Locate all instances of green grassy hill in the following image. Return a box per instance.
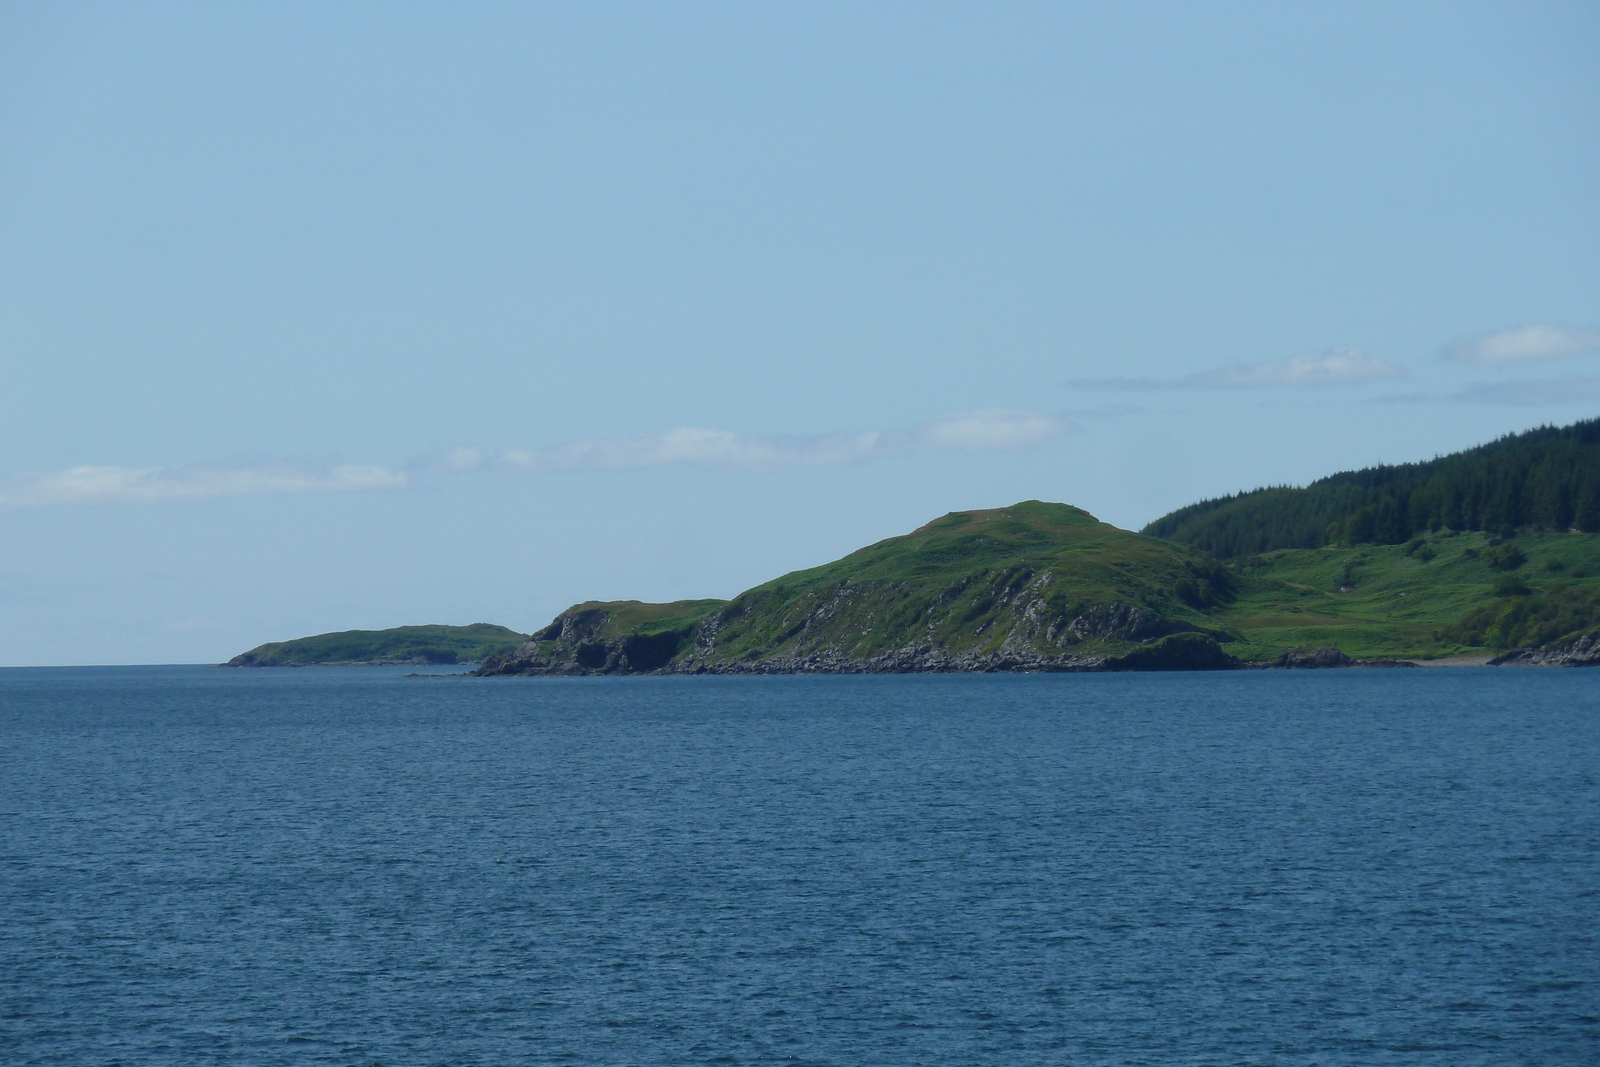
[479,502,1242,675]
[697,502,1232,665]
[224,623,526,667]
[1145,417,1600,557]
[1209,530,1600,661]
[480,506,1600,675]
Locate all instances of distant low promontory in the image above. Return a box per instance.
[222,624,525,667]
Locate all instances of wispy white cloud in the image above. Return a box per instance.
[1444,324,1600,367]
[1188,348,1401,386]
[1068,347,1401,390]
[1450,374,1600,406]
[916,409,1064,450]
[494,427,886,471]
[439,409,1070,473]
[5,410,1068,508]
[1368,373,1600,406]
[0,461,408,508]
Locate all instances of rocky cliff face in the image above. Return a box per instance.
[476,592,1240,677]
[1490,631,1600,667]
[479,616,698,675]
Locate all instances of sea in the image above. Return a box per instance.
[0,666,1595,1066]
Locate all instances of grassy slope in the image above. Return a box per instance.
[694,501,1231,664]
[1207,530,1600,660]
[226,623,527,666]
[492,599,727,672]
[556,600,727,639]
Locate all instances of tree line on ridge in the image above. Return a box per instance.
[1142,417,1600,558]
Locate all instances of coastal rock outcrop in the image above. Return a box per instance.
[479,606,1240,676]
[1240,645,1418,669]
[1270,645,1353,669]
[1489,631,1600,667]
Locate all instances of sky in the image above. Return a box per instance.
[1,1,1597,665]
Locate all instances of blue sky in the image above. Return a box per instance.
[1,1,1597,664]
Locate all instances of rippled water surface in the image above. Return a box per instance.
[1,666,1597,1065]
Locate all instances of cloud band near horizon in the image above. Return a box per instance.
[1068,347,1401,390]
[442,409,1068,474]
[1444,325,1600,367]
[0,462,409,508]
[0,409,1069,507]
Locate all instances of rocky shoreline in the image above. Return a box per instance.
[1489,632,1600,667]
[473,636,1458,677]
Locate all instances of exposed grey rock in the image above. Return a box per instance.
[1065,602,1218,643]
[1272,646,1353,669]
[478,611,1241,676]
[1490,632,1600,667]
[1240,646,1420,669]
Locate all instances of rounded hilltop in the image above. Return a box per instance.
[479,500,1238,676]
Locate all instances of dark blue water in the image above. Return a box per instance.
[1,667,1596,1065]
